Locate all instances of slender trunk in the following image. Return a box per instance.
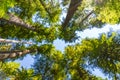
[0,50,36,60]
[0,38,33,44]
[0,18,36,31]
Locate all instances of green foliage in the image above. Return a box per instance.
[0,62,20,79]
[79,32,120,78]
[0,0,15,17]
[12,67,38,80]
[0,43,11,51]
[0,0,120,80]
[0,62,40,80]
[95,0,120,24]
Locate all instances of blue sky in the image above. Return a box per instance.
[16,24,120,79]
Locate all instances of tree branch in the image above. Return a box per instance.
[79,10,94,24]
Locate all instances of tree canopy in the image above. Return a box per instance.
[0,0,120,80]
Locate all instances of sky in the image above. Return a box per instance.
[16,24,120,79]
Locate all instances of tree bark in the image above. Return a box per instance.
[0,18,36,31]
[62,0,82,28]
[0,50,36,60]
[0,38,33,44]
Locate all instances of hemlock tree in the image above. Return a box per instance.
[0,0,120,80]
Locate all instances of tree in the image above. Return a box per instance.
[0,0,120,79]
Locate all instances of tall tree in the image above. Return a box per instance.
[0,0,120,79]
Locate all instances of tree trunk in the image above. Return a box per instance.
[62,0,82,28]
[0,38,33,44]
[0,50,36,60]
